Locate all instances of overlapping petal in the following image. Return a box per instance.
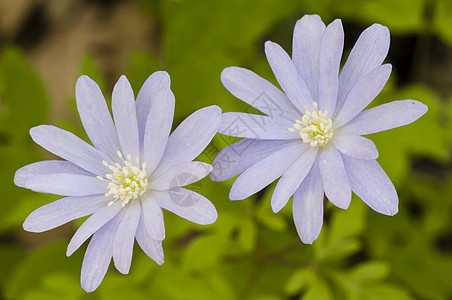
[157,105,222,173]
[157,189,218,225]
[23,195,107,232]
[221,67,299,121]
[30,125,111,175]
[342,100,428,135]
[211,139,293,181]
[265,41,314,111]
[343,156,398,215]
[15,160,92,188]
[112,76,140,160]
[113,199,140,274]
[337,24,390,107]
[218,112,298,140]
[292,14,325,100]
[76,76,121,161]
[230,143,303,200]
[293,166,324,244]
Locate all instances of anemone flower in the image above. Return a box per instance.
[15,72,221,292]
[211,15,427,244]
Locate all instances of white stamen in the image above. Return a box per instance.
[288,102,334,147]
[98,151,148,207]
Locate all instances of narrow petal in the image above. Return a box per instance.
[112,75,140,160]
[221,67,299,121]
[293,165,324,244]
[343,156,398,215]
[81,215,120,292]
[25,174,108,196]
[271,147,317,213]
[156,189,217,225]
[218,112,298,140]
[211,139,293,182]
[14,160,92,188]
[76,75,120,161]
[156,106,222,174]
[341,100,428,135]
[23,195,107,233]
[230,142,303,200]
[142,87,175,174]
[337,24,390,107]
[334,64,392,128]
[292,14,325,100]
[135,71,171,148]
[30,125,111,176]
[265,41,314,111]
[317,19,344,113]
[113,199,140,274]
[151,162,212,190]
[135,218,164,265]
[319,146,351,209]
[140,195,165,241]
[333,134,378,160]
[67,201,122,256]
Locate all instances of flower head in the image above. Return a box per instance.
[211,15,427,244]
[15,72,222,292]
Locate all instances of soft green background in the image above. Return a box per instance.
[1,0,452,299]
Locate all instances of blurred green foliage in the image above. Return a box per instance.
[1,0,452,299]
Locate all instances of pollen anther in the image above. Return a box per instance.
[289,102,333,147]
[98,151,148,207]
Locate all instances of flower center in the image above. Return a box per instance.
[289,102,333,147]
[97,151,148,207]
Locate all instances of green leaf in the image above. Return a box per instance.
[284,269,311,295]
[350,261,391,282]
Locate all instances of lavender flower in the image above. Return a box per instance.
[15,72,221,292]
[211,15,427,244]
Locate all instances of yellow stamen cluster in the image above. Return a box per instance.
[97,151,148,207]
[289,102,333,147]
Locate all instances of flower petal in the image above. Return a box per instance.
[341,100,428,135]
[67,201,122,256]
[151,162,212,190]
[113,199,140,274]
[334,64,392,128]
[293,165,324,244]
[30,125,111,175]
[343,156,398,215]
[271,147,317,213]
[292,14,325,101]
[211,139,293,182]
[80,215,119,292]
[319,146,351,209]
[337,24,390,108]
[218,112,298,140]
[112,75,140,160]
[317,19,344,113]
[142,86,175,174]
[25,174,108,196]
[230,142,303,200]
[156,189,217,225]
[265,41,314,111]
[156,106,222,173]
[333,134,378,160]
[14,160,92,188]
[140,195,165,241]
[23,195,107,233]
[135,218,164,265]
[135,71,171,149]
[221,67,299,121]
[75,75,120,161]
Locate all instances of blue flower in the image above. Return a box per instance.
[15,72,221,292]
[211,15,427,244]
